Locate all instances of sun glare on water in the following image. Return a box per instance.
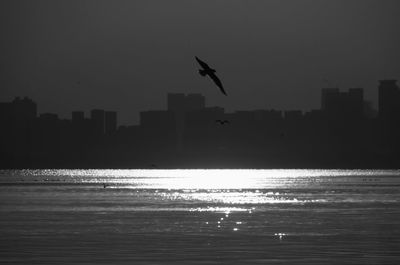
[25,168,397,191]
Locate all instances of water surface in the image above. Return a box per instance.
[1,169,400,264]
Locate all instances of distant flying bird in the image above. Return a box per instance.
[195,56,227,96]
[215,119,230,125]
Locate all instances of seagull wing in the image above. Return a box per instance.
[209,72,227,96]
[195,56,211,70]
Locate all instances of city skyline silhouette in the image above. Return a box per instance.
[1,79,399,169]
[1,0,400,125]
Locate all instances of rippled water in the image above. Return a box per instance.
[1,169,400,264]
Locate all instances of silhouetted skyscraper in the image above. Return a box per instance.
[91,109,105,135]
[186,107,225,127]
[167,93,207,151]
[321,88,364,119]
[167,93,186,112]
[105,111,117,135]
[185,94,205,111]
[321,88,339,110]
[0,102,12,124]
[348,88,364,117]
[378,80,400,120]
[11,97,37,127]
[72,111,84,123]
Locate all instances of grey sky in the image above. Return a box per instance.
[1,0,399,124]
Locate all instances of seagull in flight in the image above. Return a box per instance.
[215,119,230,125]
[195,56,227,96]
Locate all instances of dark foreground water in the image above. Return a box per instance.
[1,169,400,264]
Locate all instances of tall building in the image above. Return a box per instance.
[167,93,207,151]
[321,88,364,119]
[0,102,12,124]
[90,109,105,135]
[378,80,400,119]
[105,111,117,135]
[11,97,37,126]
[321,88,339,110]
[186,107,225,127]
[348,88,364,117]
[167,93,186,112]
[185,94,205,111]
[72,111,84,123]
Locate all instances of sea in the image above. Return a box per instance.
[0,169,400,264]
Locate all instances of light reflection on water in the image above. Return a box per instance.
[1,169,400,264]
[160,191,315,205]
[2,169,399,208]
[1,169,400,211]
[5,168,400,187]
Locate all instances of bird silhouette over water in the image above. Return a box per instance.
[195,56,227,96]
[215,119,230,125]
